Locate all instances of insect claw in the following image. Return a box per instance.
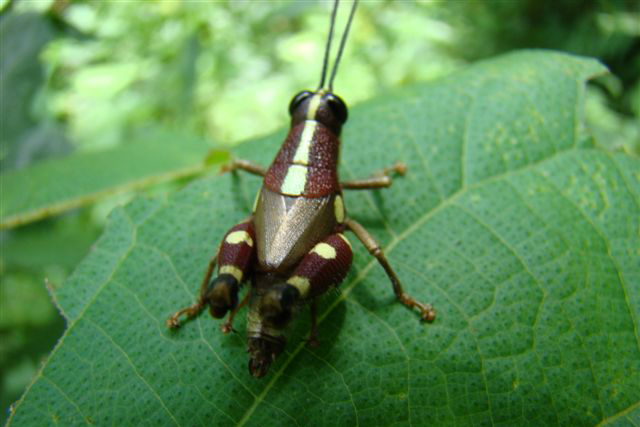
[419,305,436,323]
[220,322,236,334]
[166,303,206,330]
[393,162,407,176]
[166,315,181,329]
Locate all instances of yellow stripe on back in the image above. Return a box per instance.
[280,94,323,196]
[292,94,322,165]
[292,120,317,165]
[305,94,323,120]
[280,164,308,195]
[334,195,345,223]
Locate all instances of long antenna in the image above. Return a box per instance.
[328,0,358,91]
[318,0,340,89]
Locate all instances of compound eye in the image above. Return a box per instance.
[288,91,313,116]
[327,94,348,124]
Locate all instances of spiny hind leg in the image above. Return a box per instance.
[166,220,256,329]
[341,162,406,190]
[345,218,435,322]
[260,233,354,334]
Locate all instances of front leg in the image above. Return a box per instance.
[341,162,406,190]
[221,159,267,177]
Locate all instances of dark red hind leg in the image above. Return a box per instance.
[286,233,353,299]
[167,220,256,329]
[260,233,353,338]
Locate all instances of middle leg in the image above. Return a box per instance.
[341,162,406,190]
[221,159,267,177]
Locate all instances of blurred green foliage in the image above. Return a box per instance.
[438,0,639,154]
[1,0,637,422]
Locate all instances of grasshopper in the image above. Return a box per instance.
[167,0,435,378]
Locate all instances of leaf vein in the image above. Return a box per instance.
[534,169,635,421]
[41,375,89,425]
[535,168,639,352]
[86,318,181,427]
[138,243,259,398]
[304,347,359,427]
[5,207,140,424]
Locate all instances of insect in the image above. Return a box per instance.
[167,0,435,378]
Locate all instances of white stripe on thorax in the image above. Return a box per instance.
[292,94,322,165]
[292,120,317,165]
[281,94,323,195]
[280,164,308,195]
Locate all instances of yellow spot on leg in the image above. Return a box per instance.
[220,265,243,282]
[311,242,337,260]
[225,230,253,247]
[287,276,310,298]
[334,195,345,223]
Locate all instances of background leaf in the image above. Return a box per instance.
[0,130,227,228]
[7,51,639,426]
[0,10,73,170]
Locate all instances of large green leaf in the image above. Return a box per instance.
[7,51,639,426]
